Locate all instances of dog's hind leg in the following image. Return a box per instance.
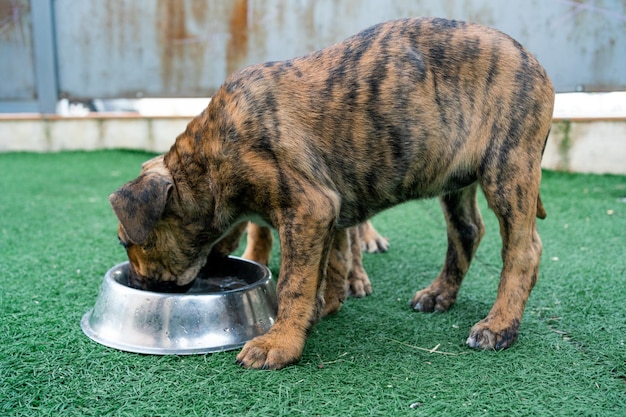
[347,226,372,298]
[242,222,273,266]
[320,229,351,317]
[411,183,485,312]
[467,166,543,350]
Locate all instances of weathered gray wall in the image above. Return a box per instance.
[1,0,625,112]
[0,0,35,101]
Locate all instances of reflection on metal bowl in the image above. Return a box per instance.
[81,257,277,355]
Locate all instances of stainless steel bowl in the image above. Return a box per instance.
[81,257,277,355]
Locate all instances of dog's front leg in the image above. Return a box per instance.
[236,214,336,370]
[209,222,248,258]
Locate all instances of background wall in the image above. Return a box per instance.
[1,0,625,113]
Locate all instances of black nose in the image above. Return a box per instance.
[127,265,194,293]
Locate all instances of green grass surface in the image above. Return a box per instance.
[1,150,625,416]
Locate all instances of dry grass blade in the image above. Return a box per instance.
[382,337,471,356]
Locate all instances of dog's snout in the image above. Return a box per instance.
[126,264,192,293]
[126,264,150,290]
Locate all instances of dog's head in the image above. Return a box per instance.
[109,155,223,292]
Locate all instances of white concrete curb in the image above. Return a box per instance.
[0,114,624,175]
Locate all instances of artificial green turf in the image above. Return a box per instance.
[1,150,624,416]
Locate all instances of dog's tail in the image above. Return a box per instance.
[536,128,550,220]
[536,194,547,219]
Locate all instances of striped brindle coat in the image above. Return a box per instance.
[110,17,554,369]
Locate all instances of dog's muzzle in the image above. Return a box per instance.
[127,264,194,293]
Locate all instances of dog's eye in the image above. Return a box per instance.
[118,236,129,249]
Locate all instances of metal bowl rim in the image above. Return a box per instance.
[105,256,272,297]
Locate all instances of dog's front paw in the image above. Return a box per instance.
[466,317,520,350]
[410,284,458,312]
[236,330,304,370]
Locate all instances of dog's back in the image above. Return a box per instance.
[201,17,554,227]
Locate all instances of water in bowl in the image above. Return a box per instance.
[113,261,254,294]
[189,275,249,293]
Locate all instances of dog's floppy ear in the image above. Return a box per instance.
[109,173,173,244]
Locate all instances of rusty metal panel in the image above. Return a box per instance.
[240,0,626,93]
[54,0,243,99]
[53,0,626,99]
[0,0,36,100]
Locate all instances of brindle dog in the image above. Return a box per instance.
[110,17,554,369]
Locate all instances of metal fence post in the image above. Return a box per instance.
[31,0,59,114]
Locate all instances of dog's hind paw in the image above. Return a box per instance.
[348,268,372,298]
[410,284,458,312]
[466,318,520,350]
[358,222,389,253]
